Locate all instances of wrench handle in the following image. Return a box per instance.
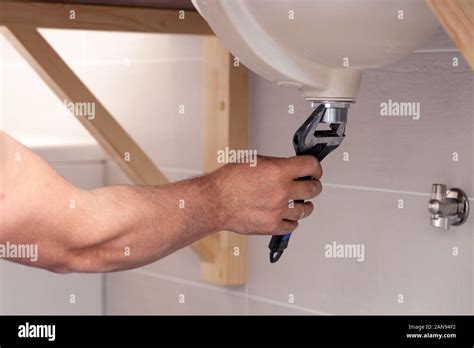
[268,176,311,263]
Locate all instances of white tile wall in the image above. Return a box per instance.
[246,30,472,314]
[1,23,471,315]
[247,187,472,314]
[0,34,94,142]
[106,26,473,315]
[1,29,203,170]
[42,29,204,171]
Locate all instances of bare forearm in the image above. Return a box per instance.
[12,176,220,273]
[1,132,220,273]
[70,176,219,273]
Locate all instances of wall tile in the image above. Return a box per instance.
[106,270,246,315]
[55,163,105,189]
[1,262,103,315]
[106,270,323,315]
[1,48,93,141]
[74,61,203,171]
[245,299,317,315]
[40,29,203,64]
[2,32,204,173]
[246,186,472,314]
[416,26,455,52]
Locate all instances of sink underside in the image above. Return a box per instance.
[194,0,439,100]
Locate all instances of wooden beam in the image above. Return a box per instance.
[17,0,197,11]
[0,2,213,35]
[198,36,248,286]
[427,0,474,69]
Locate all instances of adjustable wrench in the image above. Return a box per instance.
[268,103,347,263]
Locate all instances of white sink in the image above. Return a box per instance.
[193,0,439,101]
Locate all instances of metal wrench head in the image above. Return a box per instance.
[293,103,347,162]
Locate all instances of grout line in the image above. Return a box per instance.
[50,159,106,166]
[413,48,459,54]
[109,161,474,201]
[132,269,328,315]
[107,161,202,177]
[0,57,203,71]
[244,255,250,315]
[108,161,474,202]
[324,183,430,197]
[160,166,203,176]
[101,274,107,316]
[324,182,474,201]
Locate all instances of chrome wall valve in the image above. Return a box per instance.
[428,184,470,230]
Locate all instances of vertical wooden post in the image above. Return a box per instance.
[195,37,248,285]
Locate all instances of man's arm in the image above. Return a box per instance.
[0,131,322,273]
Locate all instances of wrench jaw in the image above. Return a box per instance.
[292,104,326,156]
[293,104,347,161]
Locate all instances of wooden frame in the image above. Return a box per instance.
[0,1,213,34]
[0,1,247,285]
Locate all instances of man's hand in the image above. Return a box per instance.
[210,155,322,236]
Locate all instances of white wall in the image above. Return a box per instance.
[103,27,473,315]
[1,25,471,315]
[1,29,203,171]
